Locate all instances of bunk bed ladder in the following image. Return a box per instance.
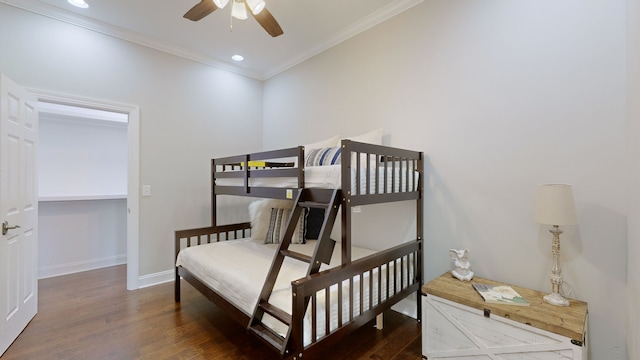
[248,188,341,356]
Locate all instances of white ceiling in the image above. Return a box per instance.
[3,0,423,80]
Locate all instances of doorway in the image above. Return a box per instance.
[38,103,128,279]
[30,89,140,290]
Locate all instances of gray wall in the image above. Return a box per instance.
[0,4,264,277]
[38,199,127,278]
[263,1,631,359]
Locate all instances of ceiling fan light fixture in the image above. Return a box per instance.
[231,0,248,19]
[246,0,265,15]
[183,0,282,37]
[67,0,89,8]
[213,0,229,8]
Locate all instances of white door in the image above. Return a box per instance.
[0,74,38,356]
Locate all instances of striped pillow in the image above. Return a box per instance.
[264,208,306,244]
[305,146,342,166]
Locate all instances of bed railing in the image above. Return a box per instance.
[340,140,423,206]
[174,223,252,301]
[288,240,422,359]
[210,141,423,205]
[175,223,251,248]
[213,146,304,200]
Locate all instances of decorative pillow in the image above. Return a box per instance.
[249,199,305,244]
[264,208,306,244]
[305,146,342,166]
[284,135,340,167]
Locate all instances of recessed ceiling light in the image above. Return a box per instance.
[231,55,245,62]
[68,0,89,8]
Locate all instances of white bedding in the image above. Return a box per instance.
[176,238,414,345]
[216,165,419,194]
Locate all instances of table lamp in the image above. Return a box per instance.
[535,184,578,306]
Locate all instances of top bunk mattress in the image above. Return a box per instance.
[216,164,419,194]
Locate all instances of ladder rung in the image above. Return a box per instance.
[281,249,311,263]
[259,302,292,325]
[298,201,329,209]
[249,323,285,349]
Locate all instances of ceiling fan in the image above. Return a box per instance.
[184,0,284,37]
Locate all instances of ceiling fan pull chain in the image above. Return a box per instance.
[229,0,235,32]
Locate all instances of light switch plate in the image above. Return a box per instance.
[142,185,151,197]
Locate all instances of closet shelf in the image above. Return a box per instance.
[39,194,127,202]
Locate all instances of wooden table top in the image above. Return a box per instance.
[422,272,588,344]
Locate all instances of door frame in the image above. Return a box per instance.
[28,88,140,290]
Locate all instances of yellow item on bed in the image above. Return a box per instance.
[239,161,294,168]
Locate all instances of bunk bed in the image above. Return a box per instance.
[175,139,424,359]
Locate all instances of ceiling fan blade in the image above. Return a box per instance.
[184,0,218,21]
[248,6,284,37]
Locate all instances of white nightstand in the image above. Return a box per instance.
[421,273,588,359]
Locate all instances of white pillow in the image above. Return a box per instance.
[341,128,384,166]
[341,128,383,145]
[249,199,305,244]
[304,134,340,150]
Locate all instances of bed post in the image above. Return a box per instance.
[211,158,217,227]
[340,139,352,265]
[175,269,181,302]
[175,232,181,302]
[416,152,424,322]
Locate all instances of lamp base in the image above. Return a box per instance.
[543,292,569,306]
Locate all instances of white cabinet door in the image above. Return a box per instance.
[422,295,586,359]
[0,74,38,356]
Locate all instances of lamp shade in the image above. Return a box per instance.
[535,184,578,225]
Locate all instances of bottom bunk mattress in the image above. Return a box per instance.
[176,238,414,345]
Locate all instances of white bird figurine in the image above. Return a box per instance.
[449,249,474,281]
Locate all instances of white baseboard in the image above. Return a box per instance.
[38,254,127,279]
[137,269,174,289]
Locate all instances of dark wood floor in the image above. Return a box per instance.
[2,265,422,360]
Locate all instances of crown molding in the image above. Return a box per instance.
[0,0,262,80]
[2,0,423,81]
